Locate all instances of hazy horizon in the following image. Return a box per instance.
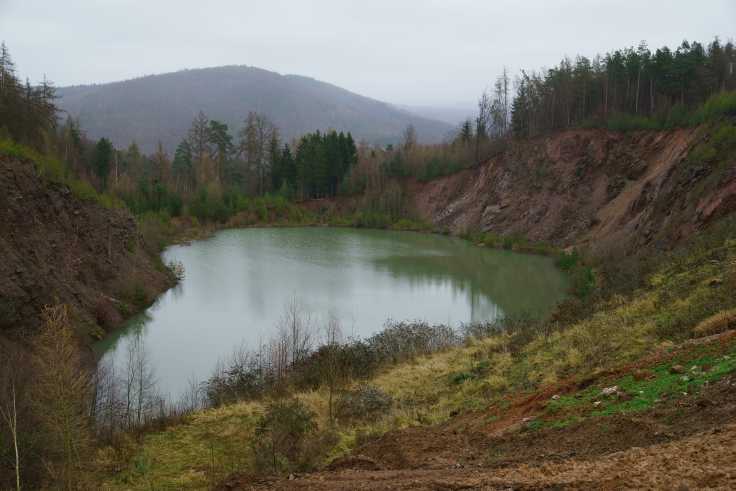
[1,0,734,107]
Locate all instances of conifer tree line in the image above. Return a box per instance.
[0,42,57,149]
[93,113,358,218]
[509,38,736,137]
[171,111,358,200]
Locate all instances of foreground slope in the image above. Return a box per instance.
[0,153,173,339]
[57,66,453,153]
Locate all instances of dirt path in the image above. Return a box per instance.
[221,421,736,490]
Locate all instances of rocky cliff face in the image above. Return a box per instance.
[0,156,173,340]
[410,127,735,256]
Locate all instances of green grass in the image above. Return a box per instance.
[600,91,736,132]
[0,138,124,209]
[544,347,736,423]
[0,137,66,181]
[459,229,559,256]
[100,402,262,490]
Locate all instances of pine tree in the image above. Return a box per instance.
[172,139,194,192]
[207,120,233,183]
[93,138,114,189]
[281,144,296,194]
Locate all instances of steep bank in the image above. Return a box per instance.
[0,155,174,340]
[410,127,736,256]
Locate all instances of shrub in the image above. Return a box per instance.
[570,264,595,298]
[167,260,185,282]
[663,103,691,128]
[335,385,393,422]
[391,218,432,231]
[555,251,579,271]
[693,91,736,122]
[137,211,173,254]
[607,113,661,132]
[460,320,505,339]
[353,211,391,229]
[251,399,320,474]
[712,124,736,156]
[68,179,99,202]
[450,371,474,385]
[366,321,460,364]
[130,284,148,308]
[0,138,65,182]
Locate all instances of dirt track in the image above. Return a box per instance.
[222,422,736,489]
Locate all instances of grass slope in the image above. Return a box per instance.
[97,217,736,489]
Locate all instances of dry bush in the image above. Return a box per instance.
[335,385,393,423]
[693,308,736,337]
[251,398,319,474]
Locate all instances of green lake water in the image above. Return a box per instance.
[97,228,568,398]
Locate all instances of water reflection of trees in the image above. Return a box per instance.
[371,248,568,321]
[93,311,152,357]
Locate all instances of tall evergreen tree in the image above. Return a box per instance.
[172,139,194,192]
[93,138,114,189]
[208,120,233,183]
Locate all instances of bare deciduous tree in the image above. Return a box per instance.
[32,304,93,488]
[475,90,492,161]
[0,345,22,491]
[238,112,279,195]
[322,313,345,424]
[123,332,157,429]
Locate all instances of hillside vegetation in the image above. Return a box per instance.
[0,147,174,338]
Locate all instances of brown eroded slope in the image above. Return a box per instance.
[0,155,174,340]
[410,128,735,255]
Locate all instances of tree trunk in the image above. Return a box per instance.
[10,384,20,491]
[635,68,641,114]
[650,79,655,115]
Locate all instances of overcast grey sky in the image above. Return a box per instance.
[0,0,733,106]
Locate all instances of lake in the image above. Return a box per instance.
[96,227,569,399]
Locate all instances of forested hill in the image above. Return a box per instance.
[56,65,453,153]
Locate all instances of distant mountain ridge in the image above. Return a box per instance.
[56,65,454,153]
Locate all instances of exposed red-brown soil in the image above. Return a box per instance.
[218,332,736,490]
[223,422,736,490]
[409,128,736,255]
[0,156,174,340]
